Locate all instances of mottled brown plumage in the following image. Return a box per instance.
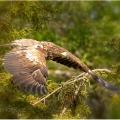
[3,39,120,95]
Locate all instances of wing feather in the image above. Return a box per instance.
[12,74,33,84]
[4,45,48,95]
[45,42,88,72]
[32,83,39,94]
[4,52,27,74]
[19,81,31,90]
[37,85,42,95]
[53,56,79,69]
[26,82,34,93]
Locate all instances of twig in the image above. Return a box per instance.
[93,69,111,73]
[33,86,62,106]
[60,78,85,116]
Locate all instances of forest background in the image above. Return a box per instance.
[0,1,120,119]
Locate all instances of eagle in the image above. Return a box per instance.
[3,39,120,95]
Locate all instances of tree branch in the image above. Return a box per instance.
[60,78,86,116]
[93,68,111,73]
[32,68,110,106]
[33,86,62,106]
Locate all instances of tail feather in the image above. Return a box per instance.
[0,41,22,47]
[0,43,19,47]
[0,43,12,46]
[88,70,120,92]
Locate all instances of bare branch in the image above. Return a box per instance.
[93,69,111,73]
[33,86,62,106]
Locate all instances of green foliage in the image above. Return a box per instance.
[104,34,120,54]
[111,94,120,111]
[52,81,91,119]
[110,62,120,84]
[10,28,32,40]
[110,94,120,118]
[0,1,56,43]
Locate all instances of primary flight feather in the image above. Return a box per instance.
[3,39,120,95]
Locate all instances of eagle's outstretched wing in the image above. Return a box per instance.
[3,39,120,95]
[4,44,48,95]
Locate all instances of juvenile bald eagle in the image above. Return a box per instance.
[3,39,120,95]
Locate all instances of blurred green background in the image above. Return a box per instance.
[0,1,120,119]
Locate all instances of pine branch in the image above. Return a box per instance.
[60,79,85,116]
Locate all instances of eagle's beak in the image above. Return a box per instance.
[61,52,70,59]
